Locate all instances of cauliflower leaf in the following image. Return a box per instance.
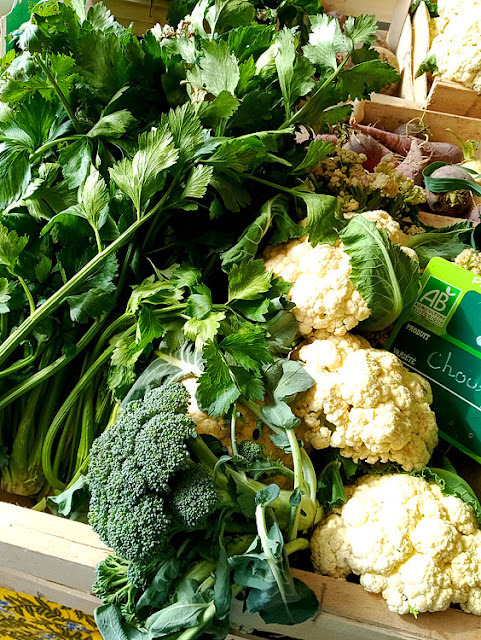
[340,216,419,330]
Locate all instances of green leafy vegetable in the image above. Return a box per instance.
[340,217,420,330]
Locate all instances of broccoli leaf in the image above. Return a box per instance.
[340,216,419,331]
[95,604,131,640]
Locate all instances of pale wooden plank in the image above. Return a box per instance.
[1,502,481,638]
[427,77,481,119]
[321,0,399,23]
[386,0,412,52]
[395,13,415,101]
[363,94,481,144]
[0,566,100,614]
[412,1,430,103]
[0,503,108,592]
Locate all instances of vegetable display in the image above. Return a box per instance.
[0,0,480,637]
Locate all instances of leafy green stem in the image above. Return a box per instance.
[41,339,120,489]
[230,406,239,458]
[256,503,289,606]
[279,53,352,129]
[0,190,172,368]
[0,320,104,411]
[30,135,83,162]
[34,54,82,134]
[287,428,303,542]
[17,275,35,314]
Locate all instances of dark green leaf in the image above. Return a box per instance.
[300,192,341,246]
[423,161,481,196]
[294,140,334,173]
[145,600,210,636]
[337,60,400,101]
[405,222,472,268]
[94,605,130,640]
[317,460,348,510]
[415,53,439,78]
[214,549,231,620]
[136,558,180,614]
[59,138,93,189]
[87,110,135,139]
[228,259,272,301]
[221,329,273,370]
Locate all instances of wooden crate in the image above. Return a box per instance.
[1,501,481,640]
[412,1,481,118]
[360,93,481,144]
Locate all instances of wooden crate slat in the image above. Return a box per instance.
[427,77,481,120]
[362,94,481,143]
[412,0,429,104]
[321,0,400,23]
[2,501,481,639]
[395,11,415,101]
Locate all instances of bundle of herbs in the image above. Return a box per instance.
[0,0,400,497]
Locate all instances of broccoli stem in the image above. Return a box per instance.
[256,503,290,608]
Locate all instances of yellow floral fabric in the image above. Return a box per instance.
[0,587,102,640]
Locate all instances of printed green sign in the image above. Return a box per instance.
[386,257,481,463]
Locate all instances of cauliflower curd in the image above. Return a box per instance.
[455,248,481,275]
[311,474,481,615]
[263,210,416,336]
[428,0,481,93]
[293,334,438,471]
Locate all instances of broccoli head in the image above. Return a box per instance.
[87,383,220,565]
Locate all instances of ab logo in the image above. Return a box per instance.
[414,276,462,327]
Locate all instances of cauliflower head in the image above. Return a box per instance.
[455,248,481,276]
[311,473,481,616]
[293,333,438,471]
[428,0,481,93]
[263,211,416,336]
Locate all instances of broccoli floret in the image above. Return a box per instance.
[238,440,266,464]
[87,383,219,566]
[171,465,219,529]
[93,555,139,623]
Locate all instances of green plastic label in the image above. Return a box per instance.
[387,257,481,462]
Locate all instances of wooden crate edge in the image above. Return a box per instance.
[1,502,481,639]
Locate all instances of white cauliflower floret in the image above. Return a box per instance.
[455,248,481,276]
[264,210,417,336]
[428,0,481,93]
[311,473,481,616]
[293,333,438,471]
